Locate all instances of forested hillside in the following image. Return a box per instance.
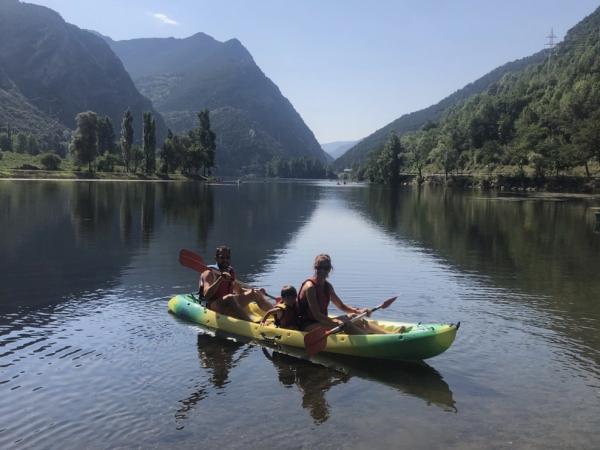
[334,51,548,171]
[363,6,600,182]
[0,0,165,152]
[108,33,328,174]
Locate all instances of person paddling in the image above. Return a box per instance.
[297,254,387,334]
[200,246,272,321]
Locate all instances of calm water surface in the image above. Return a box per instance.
[1,180,599,449]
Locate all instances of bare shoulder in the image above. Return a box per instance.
[201,269,216,281]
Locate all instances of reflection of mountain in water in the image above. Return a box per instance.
[343,185,600,363]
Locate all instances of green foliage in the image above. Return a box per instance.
[97,116,116,154]
[364,134,405,184]
[360,10,600,181]
[69,111,98,172]
[264,156,334,179]
[96,152,120,173]
[143,112,157,174]
[120,110,134,172]
[0,132,12,152]
[130,145,144,173]
[26,134,40,155]
[198,110,216,175]
[40,152,62,170]
[14,133,28,154]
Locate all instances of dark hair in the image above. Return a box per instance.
[216,246,231,258]
[281,285,297,298]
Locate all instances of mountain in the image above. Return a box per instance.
[321,140,359,160]
[363,5,600,182]
[0,64,68,145]
[106,33,329,174]
[0,0,166,146]
[333,50,548,170]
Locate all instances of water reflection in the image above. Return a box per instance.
[262,348,350,424]
[175,330,455,426]
[264,344,457,414]
[175,333,250,425]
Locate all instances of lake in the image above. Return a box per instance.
[1,180,599,449]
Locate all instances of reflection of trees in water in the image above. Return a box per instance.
[141,183,156,246]
[159,183,215,247]
[262,349,349,424]
[344,185,600,363]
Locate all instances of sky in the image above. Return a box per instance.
[30,0,600,143]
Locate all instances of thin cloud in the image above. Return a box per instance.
[152,13,178,26]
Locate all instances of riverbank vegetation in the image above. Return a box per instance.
[0,108,217,179]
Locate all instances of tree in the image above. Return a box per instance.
[377,134,403,184]
[131,145,144,173]
[69,111,98,172]
[197,110,216,175]
[120,110,134,172]
[159,129,176,174]
[97,116,116,154]
[26,134,40,155]
[143,112,157,175]
[0,132,12,152]
[14,133,28,154]
[572,111,600,177]
[431,134,458,179]
[40,153,62,170]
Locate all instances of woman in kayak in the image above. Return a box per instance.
[200,246,272,321]
[297,254,387,334]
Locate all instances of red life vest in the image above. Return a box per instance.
[203,265,236,301]
[297,277,331,323]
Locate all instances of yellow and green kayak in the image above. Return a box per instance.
[168,294,459,361]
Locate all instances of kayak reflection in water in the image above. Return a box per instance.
[199,245,273,321]
[297,254,389,334]
[262,348,350,424]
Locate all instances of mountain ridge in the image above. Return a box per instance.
[107,33,329,174]
[0,1,166,146]
[334,49,548,170]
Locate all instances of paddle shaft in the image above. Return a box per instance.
[324,302,387,337]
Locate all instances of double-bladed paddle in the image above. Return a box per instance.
[178,249,277,300]
[303,296,398,356]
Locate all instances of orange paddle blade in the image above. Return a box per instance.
[179,249,208,273]
[304,327,330,356]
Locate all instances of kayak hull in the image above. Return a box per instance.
[168,294,458,361]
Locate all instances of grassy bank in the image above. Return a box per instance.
[0,151,206,181]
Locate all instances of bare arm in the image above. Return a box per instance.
[329,285,361,315]
[260,307,280,325]
[201,270,228,301]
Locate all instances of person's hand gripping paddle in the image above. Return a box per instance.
[303,296,398,356]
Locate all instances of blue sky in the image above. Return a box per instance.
[31,1,600,143]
